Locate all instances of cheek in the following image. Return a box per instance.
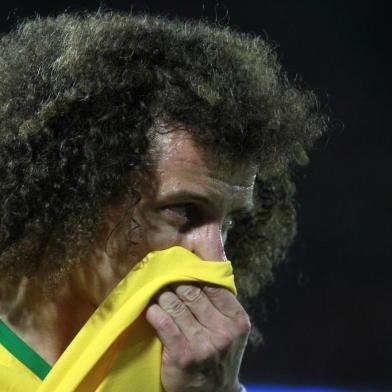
[128,208,181,256]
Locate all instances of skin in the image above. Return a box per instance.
[0,124,257,392]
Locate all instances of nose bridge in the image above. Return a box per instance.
[184,221,227,261]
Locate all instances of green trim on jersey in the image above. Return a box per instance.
[0,319,52,380]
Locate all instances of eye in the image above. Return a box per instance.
[161,203,200,225]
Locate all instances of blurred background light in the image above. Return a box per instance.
[243,385,376,392]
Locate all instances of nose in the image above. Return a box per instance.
[181,222,227,261]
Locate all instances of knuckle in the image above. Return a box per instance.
[215,329,233,350]
[166,297,187,316]
[157,314,174,331]
[196,340,216,362]
[235,310,252,334]
[175,343,196,369]
[179,285,202,302]
[191,326,205,342]
[174,342,194,369]
[203,284,221,295]
[204,346,217,362]
[177,341,217,369]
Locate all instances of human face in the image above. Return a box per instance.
[127,127,257,263]
[18,125,257,362]
[79,125,257,305]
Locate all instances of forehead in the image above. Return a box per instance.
[148,125,257,188]
[144,124,257,212]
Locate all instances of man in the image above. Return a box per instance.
[0,9,328,391]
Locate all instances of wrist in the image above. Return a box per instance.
[238,384,247,392]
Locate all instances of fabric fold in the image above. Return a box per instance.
[1,246,236,392]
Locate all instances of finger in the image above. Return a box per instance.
[145,302,188,353]
[154,288,207,343]
[170,283,228,330]
[201,284,241,317]
[201,284,251,336]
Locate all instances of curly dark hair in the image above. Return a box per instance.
[0,9,328,345]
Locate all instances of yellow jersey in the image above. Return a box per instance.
[0,246,237,391]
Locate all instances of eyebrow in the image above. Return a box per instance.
[159,190,255,215]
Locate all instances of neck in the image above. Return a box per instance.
[0,239,137,366]
[0,272,97,366]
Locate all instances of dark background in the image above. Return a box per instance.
[0,1,390,391]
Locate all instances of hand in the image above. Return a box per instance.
[145,282,251,392]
